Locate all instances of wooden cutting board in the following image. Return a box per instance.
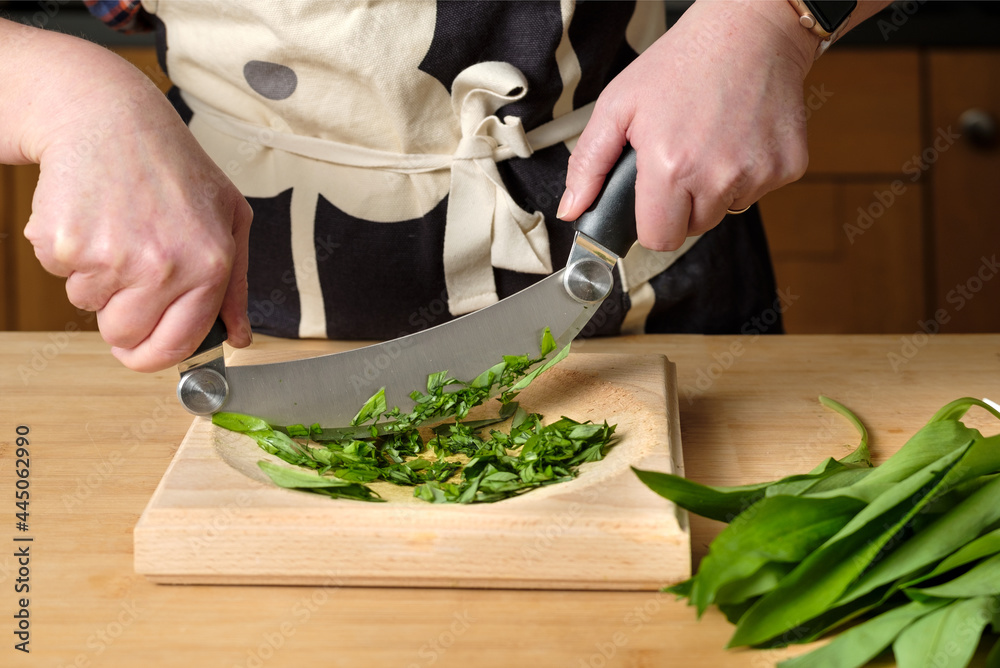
[133,352,689,590]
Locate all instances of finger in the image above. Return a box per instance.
[557,99,630,222]
[109,287,225,372]
[96,282,183,352]
[634,147,693,252]
[64,269,121,313]
[23,212,78,278]
[220,197,254,349]
[689,194,732,238]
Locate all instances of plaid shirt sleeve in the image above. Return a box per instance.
[83,0,153,34]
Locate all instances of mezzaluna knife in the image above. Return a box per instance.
[177,146,639,427]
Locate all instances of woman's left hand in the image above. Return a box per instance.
[557,0,820,251]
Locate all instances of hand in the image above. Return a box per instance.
[17,37,252,372]
[557,0,818,251]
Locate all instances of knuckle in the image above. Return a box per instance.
[101,323,143,351]
[87,238,126,274]
[565,149,594,180]
[141,249,179,286]
[235,195,254,225]
[200,244,234,285]
[786,148,809,182]
[65,284,103,313]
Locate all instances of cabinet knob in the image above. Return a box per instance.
[959,108,997,150]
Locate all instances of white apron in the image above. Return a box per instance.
[143,0,700,338]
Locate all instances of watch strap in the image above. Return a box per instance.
[787,0,853,59]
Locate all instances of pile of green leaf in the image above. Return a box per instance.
[213,329,616,504]
[636,396,1000,668]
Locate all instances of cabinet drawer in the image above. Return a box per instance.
[805,50,921,175]
[760,180,924,334]
[928,51,1000,332]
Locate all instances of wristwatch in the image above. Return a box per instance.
[787,0,857,58]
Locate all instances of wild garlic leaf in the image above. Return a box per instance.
[728,443,973,647]
[818,396,871,466]
[893,596,999,668]
[822,421,988,504]
[907,553,1000,601]
[712,561,796,623]
[645,395,1000,668]
[257,460,383,502]
[690,495,865,616]
[351,387,387,426]
[929,396,1000,423]
[633,469,782,524]
[634,396,875,523]
[986,639,1000,668]
[842,472,1000,605]
[776,599,949,668]
[898,527,1000,591]
[213,411,270,434]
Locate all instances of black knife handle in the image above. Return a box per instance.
[572,144,639,258]
[191,315,228,357]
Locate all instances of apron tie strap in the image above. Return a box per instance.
[444,61,551,314]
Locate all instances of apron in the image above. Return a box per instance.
[143,0,776,340]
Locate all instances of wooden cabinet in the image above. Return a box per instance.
[2,46,998,334]
[760,49,1000,334]
[928,51,1000,333]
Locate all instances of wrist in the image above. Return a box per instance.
[1,21,161,164]
[725,0,822,78]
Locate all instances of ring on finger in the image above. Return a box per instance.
[726,203,754,215]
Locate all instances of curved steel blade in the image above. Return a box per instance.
[220,267,603,426]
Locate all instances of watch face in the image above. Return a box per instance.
[805,1,857,33]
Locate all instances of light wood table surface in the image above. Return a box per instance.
[1,332,997,667]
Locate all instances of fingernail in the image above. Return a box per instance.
[243,325,253,345]
[556,188,575,220]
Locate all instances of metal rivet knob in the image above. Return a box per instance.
[959,108,997,150]
[564,258,614,304]
[177,368,230,416]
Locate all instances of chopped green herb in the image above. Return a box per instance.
[213,328,616,504]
